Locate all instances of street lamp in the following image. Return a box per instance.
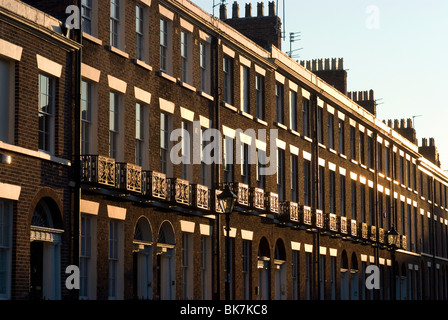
[387,225,399,248]
[217,185,237,300]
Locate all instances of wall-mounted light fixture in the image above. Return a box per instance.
[0,154,11,164]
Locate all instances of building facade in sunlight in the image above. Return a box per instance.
[1,0,448,300]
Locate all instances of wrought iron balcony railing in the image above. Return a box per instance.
[280,201,299,223]
[215,189,223,213]
[361,222,369,240]
[315,209,324,229]
[378,228,385,244]
[351,219,358,238]
[301,205,312,226]
[142,171,167,200]
[81,155,116,187]
[192,184,209,211]
[340,216,348,235]
[251,188,265,211]
[222,183,250,207]
[266,192,279,214]
[116,163,142,193]
[168,178,190,206]
[370,225,377,242]
[328,213,338,233]
[401,235,407,250]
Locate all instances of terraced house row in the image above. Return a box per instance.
[0,0,447,300]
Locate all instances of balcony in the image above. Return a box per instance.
[401,235,407,250]
[116,163,142,193]
[315,209,324,229]
[280,201,299,223]
[192,184,209,211]
[251,188,265,211]
[370,226,377,242]
[266,192,279,214]
[215,189,223,213]
[81,155,116,187]
[142,171,167,200]
[222,183,250,207]
[361,222,369,240]
[168,178,191,206]
[301,205,312,226]
[378,228,385,244]
[328,213,338,233]
[350,219,358,238]
[340,216,348,235]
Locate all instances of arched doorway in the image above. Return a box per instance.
[156,221,175,300]
[133,217,153,300]
[340,250,349,300]
[350,253,359,300]
[257,237,270,300]
[274,239,286,300]
[29,198,63,300]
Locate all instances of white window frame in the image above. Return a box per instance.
[109,91,121,160]
[110,0,122,49]
[181,232,193,300]
[81,80,92,155]
[135,102,146,167]
[180,30,192,85]
[80,213,97,300]
[160,18,172,74]
[240,65,250,113]
[0,200,12,300]
[108,219,123,300]
[38,74,55,154]
[223,56,233,105]
[199,42,210,94]
[0,59,14,144]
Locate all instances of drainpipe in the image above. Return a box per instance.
[311,93,320,300]
[72,0,83,300]
[211,33,221,300]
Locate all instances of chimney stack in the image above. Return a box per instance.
[245,3,252,17]
[257,2,264,17]
[220,3,227,19]
[268,1,276,16]
[232,1,239,18]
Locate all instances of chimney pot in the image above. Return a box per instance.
[232,1,239,18]
[245,3,252,17]
[257,2,264,17]
[400,119,405,128]
[394,119,399,129]
[430,138,435,146]
[268,1,276,16]
[407,118,413,128]
[220,3,227,19]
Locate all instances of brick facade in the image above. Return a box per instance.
[1,0,448,301]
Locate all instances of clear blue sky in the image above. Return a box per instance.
[192,0,448,171]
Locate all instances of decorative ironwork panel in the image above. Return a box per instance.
[401,235,407,250]
[252,188,265,210]
[302,206,312,226]
[328,213,338,232]
[351,219,358,237]
[169,178,190,205]
[361,222,368,239]
[315,210,324,229]
[281,202,299,222]
[266,192,279,214]
[81,155,116,187]
[237,183,249,207]
[215,189,223,213]
[378,228,385,244]
[340,216,348,234]
[116,163,142,193]
[194,184,209,211]
[370,225,377,242]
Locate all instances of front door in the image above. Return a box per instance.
[30,241,43,299]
